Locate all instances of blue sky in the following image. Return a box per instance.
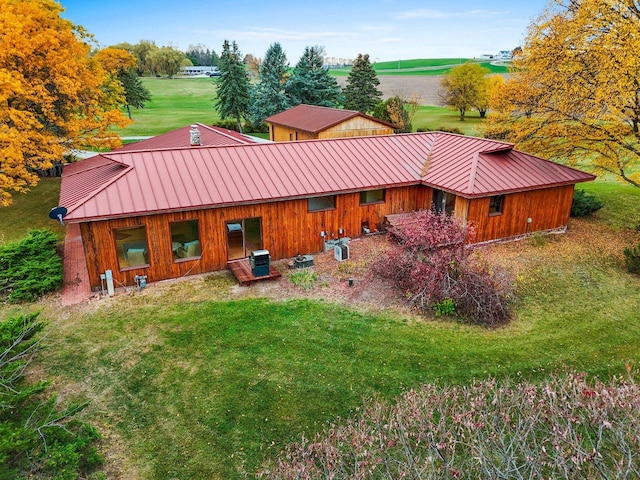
[59,0,549,62]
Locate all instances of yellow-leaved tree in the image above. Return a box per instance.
[481,0,640,187]
[0,0,131,205]
[440,62,490,121]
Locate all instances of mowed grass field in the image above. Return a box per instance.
[115,77,222,136]
[2,178,638,478]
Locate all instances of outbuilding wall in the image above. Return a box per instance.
[270,117,394,142]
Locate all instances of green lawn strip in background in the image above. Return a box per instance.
[330,58,509,76]
[413,105,484,135]
[579,180,640,230]
[0,178,64,245]
[114,77,222,136]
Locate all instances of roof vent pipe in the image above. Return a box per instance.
[190,125,201,146]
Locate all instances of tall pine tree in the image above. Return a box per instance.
[284,46,341,107]
[215,40,250,132]
[343,53,382,113]
[119,69,151,119]
[249,42,290,125]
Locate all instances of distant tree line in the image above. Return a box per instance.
[111,40,192,77]
[214,40,419,133]
[185,43,220,67]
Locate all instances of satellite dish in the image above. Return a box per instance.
[48,206,68,226]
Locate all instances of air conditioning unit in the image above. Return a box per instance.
[334,244,350,261]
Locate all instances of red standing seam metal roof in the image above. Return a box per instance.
[114,123,255,151]
[265,104,397,133]
[59,132,595,222]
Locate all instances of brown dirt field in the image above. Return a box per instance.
[336,75,447,106]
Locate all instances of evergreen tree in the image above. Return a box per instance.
[215,40,250,132]
[343,53,382,113]
[249,42,290,125]
[210,50,219,67]
[284,46,341,107]
[119,68,151,119]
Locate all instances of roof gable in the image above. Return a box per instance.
[265,104,396,133]
[60,155,131,213]
[420,133,595,196]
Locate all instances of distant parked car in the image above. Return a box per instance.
[209,71,221,77]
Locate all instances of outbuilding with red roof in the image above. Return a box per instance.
[265,104,397,141]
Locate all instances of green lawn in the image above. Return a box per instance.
[579,180,640,230]
[115,77,223,136]
[0,178,64,245]
[8,179,636,479]
[413,105,484,135]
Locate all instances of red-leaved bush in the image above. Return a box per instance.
[259,372,640,479]
[373,210,514,326]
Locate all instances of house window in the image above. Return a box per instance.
[308,195,336,212]
[489,195,505,215]
[433,189,455,215]
[360,189,385,205]
[170,220,201,261]
[114,226,149,270]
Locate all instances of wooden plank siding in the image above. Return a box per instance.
[466,185,575,243]
[317,117,394,139]
[79,185,429,288]
[78,184,575,289]
[270,117,394,142]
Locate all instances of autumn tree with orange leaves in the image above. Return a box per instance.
[481,0,640,188]
[0,0,131,205]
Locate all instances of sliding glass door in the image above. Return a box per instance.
[226,217,262,260]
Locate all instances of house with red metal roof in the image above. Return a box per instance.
[265,104,396,141]
[58,131,594,289]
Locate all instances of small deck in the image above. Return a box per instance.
[227,258,282,286]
